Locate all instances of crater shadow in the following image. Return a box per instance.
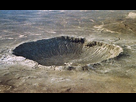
[13,36,85,66]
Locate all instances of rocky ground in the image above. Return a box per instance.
[0,10,136,93]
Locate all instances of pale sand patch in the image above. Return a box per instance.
[127,12,136,19]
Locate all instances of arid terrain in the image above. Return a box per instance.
[0,10,136,93]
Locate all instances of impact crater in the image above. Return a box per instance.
[12,36,123,66]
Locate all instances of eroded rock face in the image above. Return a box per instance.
[12,36,123,66]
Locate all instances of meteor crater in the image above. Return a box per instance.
[12,36,123,66]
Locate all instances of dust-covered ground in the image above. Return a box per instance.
[0,10,136,93]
